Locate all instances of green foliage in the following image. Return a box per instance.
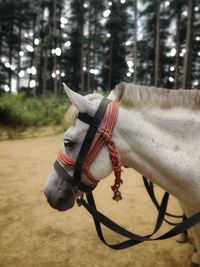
[0,93,70,130]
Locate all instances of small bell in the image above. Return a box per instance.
[112,190,123,201]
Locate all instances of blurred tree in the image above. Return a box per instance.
[169,0,187,89]
[84,0,106,92]
[63,0,85,92]
[190,0,200,88]
[139,0,157,85]
[154,0,160,87]
[63,0,105,93]
[0,0,39,94]
[133,0,138,84]
[0,1,20,93]
[101,0,132,90]
[140,0,173,87]
[182,0,194,89]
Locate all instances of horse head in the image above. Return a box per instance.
[44,84,118,211]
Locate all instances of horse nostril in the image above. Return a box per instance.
[57,197,66,209]
[56,196,75,211]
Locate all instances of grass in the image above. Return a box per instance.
[0,93,70,139]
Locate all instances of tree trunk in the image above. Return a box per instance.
[42,50,48,96]
[29,19,36,90]
[80,0,85,94]
[42,6,50,97]
[86,1,92,93]
[133,0,138,84]
[0,28,2,59]
[53,0,58,95]
[175,9,181,89]
[34,2,42,95]
[92,15,98,92]
[182,0,194,89]
[16,21,21,93]
[108,36,113,90]
[8,18,14,93]
[154,0,160,87]
[57,3,62,94]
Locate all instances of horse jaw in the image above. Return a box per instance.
[63,83,97,116]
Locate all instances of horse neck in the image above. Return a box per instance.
[115,105,200,207]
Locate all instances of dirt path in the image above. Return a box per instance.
[0,134,193,267]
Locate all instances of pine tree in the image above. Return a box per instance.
[190,0,200,88]
[154,0,161,87]
[140,0,157,85]
[65,0,85,92]
[140,0,173,87]
[0,0,35,93]
[84,0,106,92]
[170,0,187,89]
[133,0,138,84]
[102,0,132,90]
[182,0,194,89]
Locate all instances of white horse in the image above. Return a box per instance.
[44,82,200,265]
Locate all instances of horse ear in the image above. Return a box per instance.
[107,90,117,101]
[63,83,97,116]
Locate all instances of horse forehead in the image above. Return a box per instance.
[64,120,88,139]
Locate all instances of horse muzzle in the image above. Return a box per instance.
[44,188,75,211]
[44,169,75,211]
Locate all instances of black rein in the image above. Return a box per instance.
[78,190,200,250]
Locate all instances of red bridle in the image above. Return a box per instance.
[57,100,123,197]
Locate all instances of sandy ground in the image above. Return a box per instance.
[0,134,194,267]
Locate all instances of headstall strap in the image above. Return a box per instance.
[81,100,123,200]
[56,97,123,200]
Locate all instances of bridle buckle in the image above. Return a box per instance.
[73,187,84,207]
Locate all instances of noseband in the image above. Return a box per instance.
[54,97,123,199]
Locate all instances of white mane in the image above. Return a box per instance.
[112,82,200,109]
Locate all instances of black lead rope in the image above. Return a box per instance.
[143,176,184,218]
[79,192,200,250]
[142,176,185,226]
[82,192,169,249]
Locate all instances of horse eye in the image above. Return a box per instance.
[64,139,74,148]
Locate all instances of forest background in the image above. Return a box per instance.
[0,0,199,137]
